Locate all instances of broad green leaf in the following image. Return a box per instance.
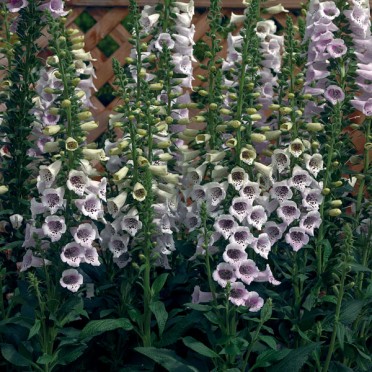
[150,301,168,337]
[37,354,55,365]
[151,273,169,295]
[135,347,198,371]
[259,335,277,350]
[336,323,345,350]
[251,348,291,370]
[322,240,332,269]
[183,336,220,359]
[184,303,212,312]
[1,344,33,367]
[268,343,321,372]
[350,264,372,273]
[54,344,88,366]
[260,299,273,322]
[340,300,364,325]
[28,319,41,340]
[80,318,133,340]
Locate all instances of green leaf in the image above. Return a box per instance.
[150,301,168,337]
[259,335,277,350]
[1,344,33,367]
[28,319,41,340]
[349,264,372,273]
[322,240,332,268]
[37,354,55,365]
[251,348,291,370]
[54,344,88,366]
[340,300,364,325]
[151,273,169,295]
[261,299,273,322]
[268,343,321,372]
[135,347,198,371]
[183,336,220,359]
[80,318,133,340]
[184,303,212,312]
[336,323,345,351]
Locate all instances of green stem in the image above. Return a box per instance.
[242,321,264,371]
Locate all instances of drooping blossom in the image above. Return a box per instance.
[60,269,84,292]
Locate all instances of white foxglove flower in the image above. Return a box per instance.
[72,223,99,247]
[223,243,248,264]
[318,1,340,20]
[155,33,175,51]
[240,147,257,165]
[60,269,83,292]
[190,184,206,203]
[289,139,305,158]
[42,215,66,242]
[228,167,249,191]
[263,222,285,244]
[20,250,48,272]
[75,194,104,220]
[206,182,228,206]
[211,165,229,181]
[239,181,261,202]
[245,292,264,312]
[191,285,213,304]
[132,182,147,202]
[302,188,324,210]
[121,209,142,237]
[67,170,89,196]
[10,214,23,230]
[83,247,100,266]
[247,205,267,230]
[86,178,107,201]
[41,187,65,214]
[214,215,238,239]
[285,227,310,251]
[251,233,272,259]
[175,12,192,27]
[235,259,259,285]
[113,251,132,269]
[229,197,251,223]
[108,234,129,258]
[186,163,207,186]
[272,149,290,174]
[184,212,201,232]
[254,162,274,182]
[254,264,281,285]
[60,242,85,267]
[229,226,254,248]
[229,282,249,306]
[31,198,47,219]
[37,160,62,191]
[155,234,175,255]
[107,191,128,217]
[289,166,314,191]
[303,153,324,177]
[270,181,293,203]
[212,262,237,288]
[277,201,301,225]
[300,211,322,236]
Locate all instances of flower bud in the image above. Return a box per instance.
[364,143,372,151]
[44,142,60,153]
[195,134,211,144]
[250,114,262,121]
[288,93,295,99]
[263,4,288,14]
[194,115,206,122]
[156,140,172,149]
[279,107,292,114]
[264,130,281,141]
[251,133,266,143]
[109,147,122,156]
[312,141,320,150]
[331,181,343,187]
[330,200,342,207]
[228,120,241,128]
[158,153,173,161]
[269,104,280,111]
[138,156,149,167]
[0,186,9,195]
[61,99,71,108]
[149,83,163,91]
[10,214,23,230]
[328,208,342,217]
[198,90,208,97]
[137,129,147,136]
[113,166,129,181]
[149,165,168,176]
[306,122,324,132]
[206,150,226,163]
[220,108,232,115]
[82,148,108,161]
[65,137,78,151]
[280,122,293,131]
[132,182,147,201]
[322,188,331,195]
[77,111,93,121]
[49,107,60,115]
[118,140,129,150]
[43,125,61,135]
[81,121,99,131]
[225,138,237,148]
[350,124,360,130]
[216,125,227,132]
[46,56,59,67]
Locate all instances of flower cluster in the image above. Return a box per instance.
[6,0,67,16]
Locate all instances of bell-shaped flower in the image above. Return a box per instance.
[10,214,23,230]
[251,233,272,259]
[113,251,132,269]
[254,264,281,285]
[285,227,309,251]
[19,250,48,272]
[302,188,324,210]
[350,97,372,117]
[155,234,175,255]
[212,262,237,288]
[184,212,201,232]
[272,149,290,174]
[191,286,213,304]
[240,147,257,165]
[60,269,83,292]
[263,222,285,244]
[41,187,65,215]
[318,1,340,20]
[245,292,264,312]
[214,215,238,239]
[300,211,322,236]
[277,201,301,225]
[228,167,249,191]
[206,182,228,207]
[67,170,89,196]
[223,243,248,265]
[229,226,253,248]
[289,139,305,158]
[326,38,347,58]
[229,197,251,223]
[175,12,192,27]
[86,177,107,201]
[247,205,267,230]
[8,0,29,12]
[229,282,249,306]
[42,215,66,242]
[155,33,175,51]
[132,182,147,202]
[108,234,129,258]
[75,194,104,220]
[83,247,100,266]
[270,181,293,203]
[324,85,345,105]
[107,191,128,217]
[185,164,207,186]
[37,160,62,191]
[72,223,99,247]
[289,166,314,191]
[121,208,142,237]
[60,242,85,267]
[254,162,274,183]
[303,153,324,177]
[31,198,47,219]
[140,12,160,32]
[190,184,206,203]
[39,0,68,17]
[235,259,259,285]
[239,181,261,202]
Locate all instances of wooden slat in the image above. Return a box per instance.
[68,0,372,8]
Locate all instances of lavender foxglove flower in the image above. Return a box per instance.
[42,215,66,242]
[213,262,237,288]
[254,264,281,285]
[191,286,213,304]
[121,209,143,237]
[302,188,324,210]
[229,282,249,306]
[113,251,132,269]
[251,233,272,259]
[39,0,68,17]
[19,250,49,272]
[60,269,83,293]
[229,197,251,223]
[223,243,248,264]
[247,205,267,230]
[270,181,293,203]
[277,201,301,225]
[72,223,99,247]
[244,291,264,312]
[300,211,322,236]
[228,167,249,191]
[229,226,254,248]
[235,259,259,285]
[239,181,261,201]
[214,215,238,239]
[285,227,310,251]
[289,166,314,191]
[324,85,345,104]
[7,0,28,12]
[263,222,285,244]
[60,242,85,267]
[75,194,104,220]
[41,187,65,214]
[83,247,100,266]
